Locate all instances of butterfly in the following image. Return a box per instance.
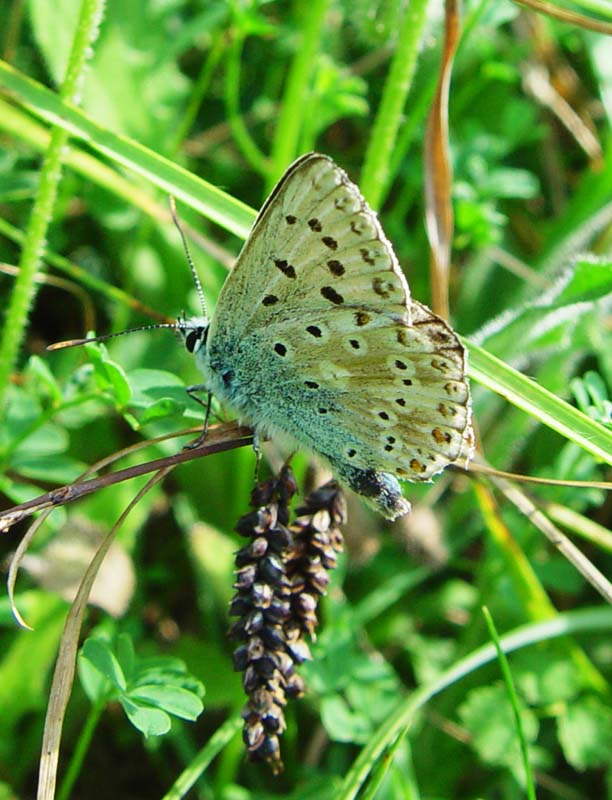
[51,153,473,519]
[178,153,473,519]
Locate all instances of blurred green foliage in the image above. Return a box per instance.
[1,0,611,798]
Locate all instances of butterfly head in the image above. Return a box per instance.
[177,314,210,356]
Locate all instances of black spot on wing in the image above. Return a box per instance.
[327,259,345,275]
[321,286,344,304]
[274,258,296,279]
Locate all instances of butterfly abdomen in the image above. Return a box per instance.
[328,460,411,520]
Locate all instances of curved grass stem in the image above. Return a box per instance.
[0,0,105,406]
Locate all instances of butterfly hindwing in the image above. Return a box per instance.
[253,301,471,478]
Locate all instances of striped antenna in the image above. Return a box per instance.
[47,322,181,351]
[169,197,207,317]
[48,201,206,352]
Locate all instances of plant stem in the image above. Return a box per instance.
[171,28,226,158]
[56,696,106,800]
[225,31,269,176]
[482,607,537,800]
[161,714,242,800]
[360,0,430,209]
[268,0,330,189]
[0,0,105,407]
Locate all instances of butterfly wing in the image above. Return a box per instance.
[273,299,473,474]
[209,153,411,343]
[203,154,473,519]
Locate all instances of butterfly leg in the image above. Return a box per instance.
[184,385,212,449]
[252,430,263,483]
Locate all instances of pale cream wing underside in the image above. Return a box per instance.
[208,152,473,481]
[259,300,473,480]
[209,153,411,344]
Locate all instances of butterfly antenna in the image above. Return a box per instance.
[169,197,207,317]
[47,322,180,351]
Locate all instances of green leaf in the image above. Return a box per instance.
[127,685,204,721]
[138,398,184,423]
[128,368,187,402]
[80,4,190,150]
[8,452,85,484]
[116,633,136,683]
[9,423,68,458]
[78,650,111,704]
[515,652,580,705]
[119,697,171,737]
[478,166,539,199]
[28,0,81,85]
[86,343,132,408]
[458,685,539,773]
[557,695,612,770]
[133,656,200,685]
[554,258,612,306]
[81,638,127,692]
[571,370,612,425]
[472,260,612,359]
[126,369,192,422]
[320,695,372,744]
[26,355,62,404]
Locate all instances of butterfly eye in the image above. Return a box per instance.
[185,331,198,353]
[185,327,206,353]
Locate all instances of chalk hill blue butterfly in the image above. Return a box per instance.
[52,153,473,519]
[180,153,473,519]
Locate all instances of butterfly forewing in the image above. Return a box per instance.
[209,154,411,344]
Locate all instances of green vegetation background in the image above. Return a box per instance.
[0,1,611,798]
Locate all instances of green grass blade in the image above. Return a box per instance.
[467,340,612,465]
[268,0,330,187]
[339,606,612,800]
[482,607,536,800]
[0,59,256,239]
[160,714,242,800]
[0,2,104,407]
[359,0,430,209]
